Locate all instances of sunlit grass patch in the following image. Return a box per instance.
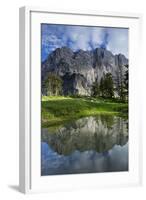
[41,96,128,127]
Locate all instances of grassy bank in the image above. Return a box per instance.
[41,96,128,127]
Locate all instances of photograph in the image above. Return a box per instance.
[41,24,129,176]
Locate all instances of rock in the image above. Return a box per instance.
[62,73,91,96]
[41,47,128,96]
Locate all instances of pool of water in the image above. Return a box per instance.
[41,115,128,175]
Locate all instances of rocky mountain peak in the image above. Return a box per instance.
[42,47,128,96]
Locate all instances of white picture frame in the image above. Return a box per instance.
[19,6,142,194]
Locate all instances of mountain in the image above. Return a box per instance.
[42,116,128,155]
[41,46,128,96]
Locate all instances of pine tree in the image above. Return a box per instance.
[99,77,104,97]
[43,73,63,96]
[115,64,128,101]
[99,73,114,98]
[92,82,100,97]
[123,64,128,100]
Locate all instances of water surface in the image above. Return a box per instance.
[41,115,128,175]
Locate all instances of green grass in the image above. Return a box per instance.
[41,96,128,127]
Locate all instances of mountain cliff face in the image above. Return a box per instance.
[41,47,128,96]
[42,116,128,155]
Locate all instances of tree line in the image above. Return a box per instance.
[92,65,128,101]
[42,65,128,101]
[42,73,63,96]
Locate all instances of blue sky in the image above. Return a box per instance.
[41,24,128,62]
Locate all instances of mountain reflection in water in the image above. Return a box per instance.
[41,115,128,175]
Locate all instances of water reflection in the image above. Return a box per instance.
[41,115,128,175]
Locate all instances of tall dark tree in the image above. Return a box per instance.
[99,77,104,97]
[115,64,128,101]
[92,82,100,97]
[100,73,114,98]
[43,73,63,96]
[123,64,128,100]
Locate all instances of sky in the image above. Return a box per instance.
[41,24,128,62]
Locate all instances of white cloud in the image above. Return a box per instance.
[41,24,129,60]
[106,28,129,57]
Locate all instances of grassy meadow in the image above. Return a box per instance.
[41,96,128,127]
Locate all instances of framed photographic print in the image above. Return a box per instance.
[19,6,142,193]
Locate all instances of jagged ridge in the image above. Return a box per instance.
[41,47,128,96]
